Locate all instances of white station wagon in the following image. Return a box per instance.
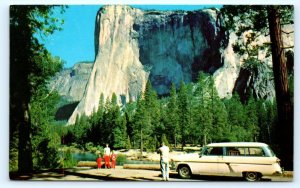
[173,142,282,181]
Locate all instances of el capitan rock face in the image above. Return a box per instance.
[63,5,293,124]
[68,5,227,124]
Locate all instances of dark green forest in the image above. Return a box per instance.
[9,5,294,174]
[11,72,283,171]
[64,76,279,151]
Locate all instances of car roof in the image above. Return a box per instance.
[206,142,268,147]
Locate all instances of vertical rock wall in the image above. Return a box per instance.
[68,5,226,124]
[68,6,149,124]
[66,5,293,125]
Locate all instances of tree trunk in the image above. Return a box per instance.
[140,128,143,156]
[18,102,33,174]
[268,6,293,170]
[10,6,34,174]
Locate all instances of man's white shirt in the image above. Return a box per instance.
[104,146,110,155]
[159,145,169,162]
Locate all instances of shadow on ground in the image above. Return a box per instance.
[10,168,272,182]
[168,173,271,181]
[10,168,136,181]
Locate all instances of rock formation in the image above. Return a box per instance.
[67,5,227,124]
[62,5,293,125]
[49,62,93,102]
[218,24,294,101]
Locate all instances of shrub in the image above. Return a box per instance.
[116,154,127,165]
[34,138,60,170]
[60,149,77,168]
[95,146,104,156]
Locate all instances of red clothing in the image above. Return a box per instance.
[104,155,110,168]
[111,154,117,169]
[96,157,102,168]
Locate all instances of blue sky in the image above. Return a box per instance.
[42,5,222,68]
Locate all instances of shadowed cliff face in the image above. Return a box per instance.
[133,9,226,94]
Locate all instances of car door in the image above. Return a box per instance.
[192,147,223,175]
[217,147,241,176]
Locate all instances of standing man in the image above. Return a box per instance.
[104,144,111,168]
[157,142,170,181]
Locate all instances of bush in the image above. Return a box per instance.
[116,154,127,165]
[34,138,60,170]
[60,149,77,168]
[85,142,94,151]
[95,146,104,156]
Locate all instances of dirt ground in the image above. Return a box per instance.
[10,166,293,182]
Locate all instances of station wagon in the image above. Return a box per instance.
[173,142,282,181]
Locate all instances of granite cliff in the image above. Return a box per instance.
[49,62,93,102]
[68,5,227,124]
[59,5,293,124]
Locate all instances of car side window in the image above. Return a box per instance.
[224,147,265,156]
[205,147,223,156]
[226,147,241,156]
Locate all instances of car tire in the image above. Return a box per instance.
[178,165,191,179]
[244,172,261,181]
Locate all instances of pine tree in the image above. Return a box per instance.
[165,83,180,147]
[144,81,161,129]
[104,93,127,148]
[207,76,229,142]
[118,115,128,148]
[193,72,211,145]
[92,93,105,145]
[257,100,269,143]
[102,97,113,145]
[224,93,247,141]
[186,83,195,145]
[177,81,189,149]
[30,88,62,169]
[73,114,90,147]
[126,135,132,150]
[257,100,277,144]
[245,94,259,141]
[123,100,136,146]
[132,96,151,152]
[143,81,161,151]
